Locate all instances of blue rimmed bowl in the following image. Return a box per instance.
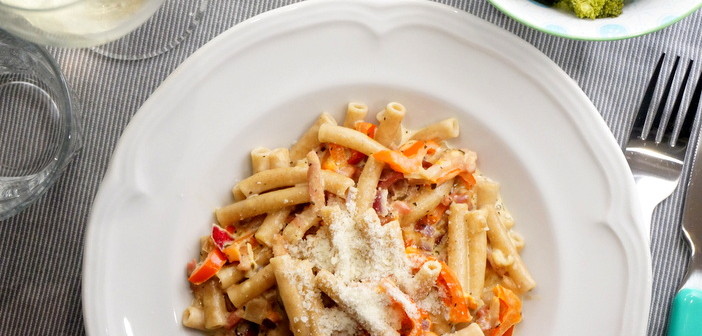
[487,0,702,40]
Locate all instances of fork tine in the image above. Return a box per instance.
[663,59,694,144]
[651,56,681,139]
[633,53,667,139]
[678,70,702,144]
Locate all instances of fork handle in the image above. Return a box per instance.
[668,288,702,336]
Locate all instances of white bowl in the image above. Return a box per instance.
[487,0,702,40]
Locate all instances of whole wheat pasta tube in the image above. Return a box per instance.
[254,147,294,246]
[241,297,270,324]
[374,102,406,148]
[314,270,400,336]
[255,208,293,247]
[354,157,384,219]
[216,186,310,226]
[225,264,276,308]
[232,185,247,201]
[475,178,499,208]
[485,207,535,293]
[282,205,321,243]
[182,306,206,330]
[271,255,324,336]
[445,323,485,336]
[216,248,273,288]
[410,118,460,141]
[237,167,354,198]
[412,260,442,299]
[250,147,272,174]
[476,179,535,292]
[400,180,454,228]
[269,147,292,168]
[343,102,369,128]
[447,202,470,291]
[466,209,488,297]
[202,279,228,329]
[290,113,337,162]
[318,124,388,156]
[232,147,275,199]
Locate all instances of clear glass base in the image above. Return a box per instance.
[91,0,208,61]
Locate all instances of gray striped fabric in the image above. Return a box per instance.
[0,0,700,335]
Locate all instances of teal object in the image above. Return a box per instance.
[668,288,702,336]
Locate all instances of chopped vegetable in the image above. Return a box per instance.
[422,149,470,184]
[458,171,476,189]
[322,143,355,177]
[211,224,234,251]
[188,249,227,285]
[354,121,377,138]
[551,0,623,19]
[418,202,449,227]
[221,230,257,262]
[373,149,423,174]
[400,140,426,157]
[437,260,473,323]
[486,285,522,336]
[375,142,474,185]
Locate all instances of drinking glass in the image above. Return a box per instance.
[0,30,81,221]
[0,0,208,59]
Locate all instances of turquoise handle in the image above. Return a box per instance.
[668,288,702,336]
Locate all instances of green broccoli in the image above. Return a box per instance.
[553,0,624,19]
[599,0,624,18]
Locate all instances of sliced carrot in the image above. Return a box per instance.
[400,140,426,157]
[436,260,472,323]
[188,249,227,285]
[424,140,441,155]
[418,202,449,226]
[434,168,462,185]
[488,285,522,336]
[322,144,355,177]
[222,243,242,262]
[355,121,377,138]
[458,171,476,189]
[373,150,422,174]
[222,232,257,262]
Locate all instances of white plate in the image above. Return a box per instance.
[488,0,702,40]
[82,0,652,335]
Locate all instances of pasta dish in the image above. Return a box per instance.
[182,102,536,336]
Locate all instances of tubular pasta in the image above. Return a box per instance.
[410,118,460,141]
[343,102,368,128]
[237,166,353,198]
[216,186,310,226]
[183,102,535,336]
[290,113,337,162]
[318,124,388,156]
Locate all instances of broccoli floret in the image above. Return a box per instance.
[553,0,573,12]
[598,0,624,18]
[552,0,623,19]
[570,0,606,19]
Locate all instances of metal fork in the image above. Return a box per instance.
[625,54,702,335]
[625,54,701,240]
